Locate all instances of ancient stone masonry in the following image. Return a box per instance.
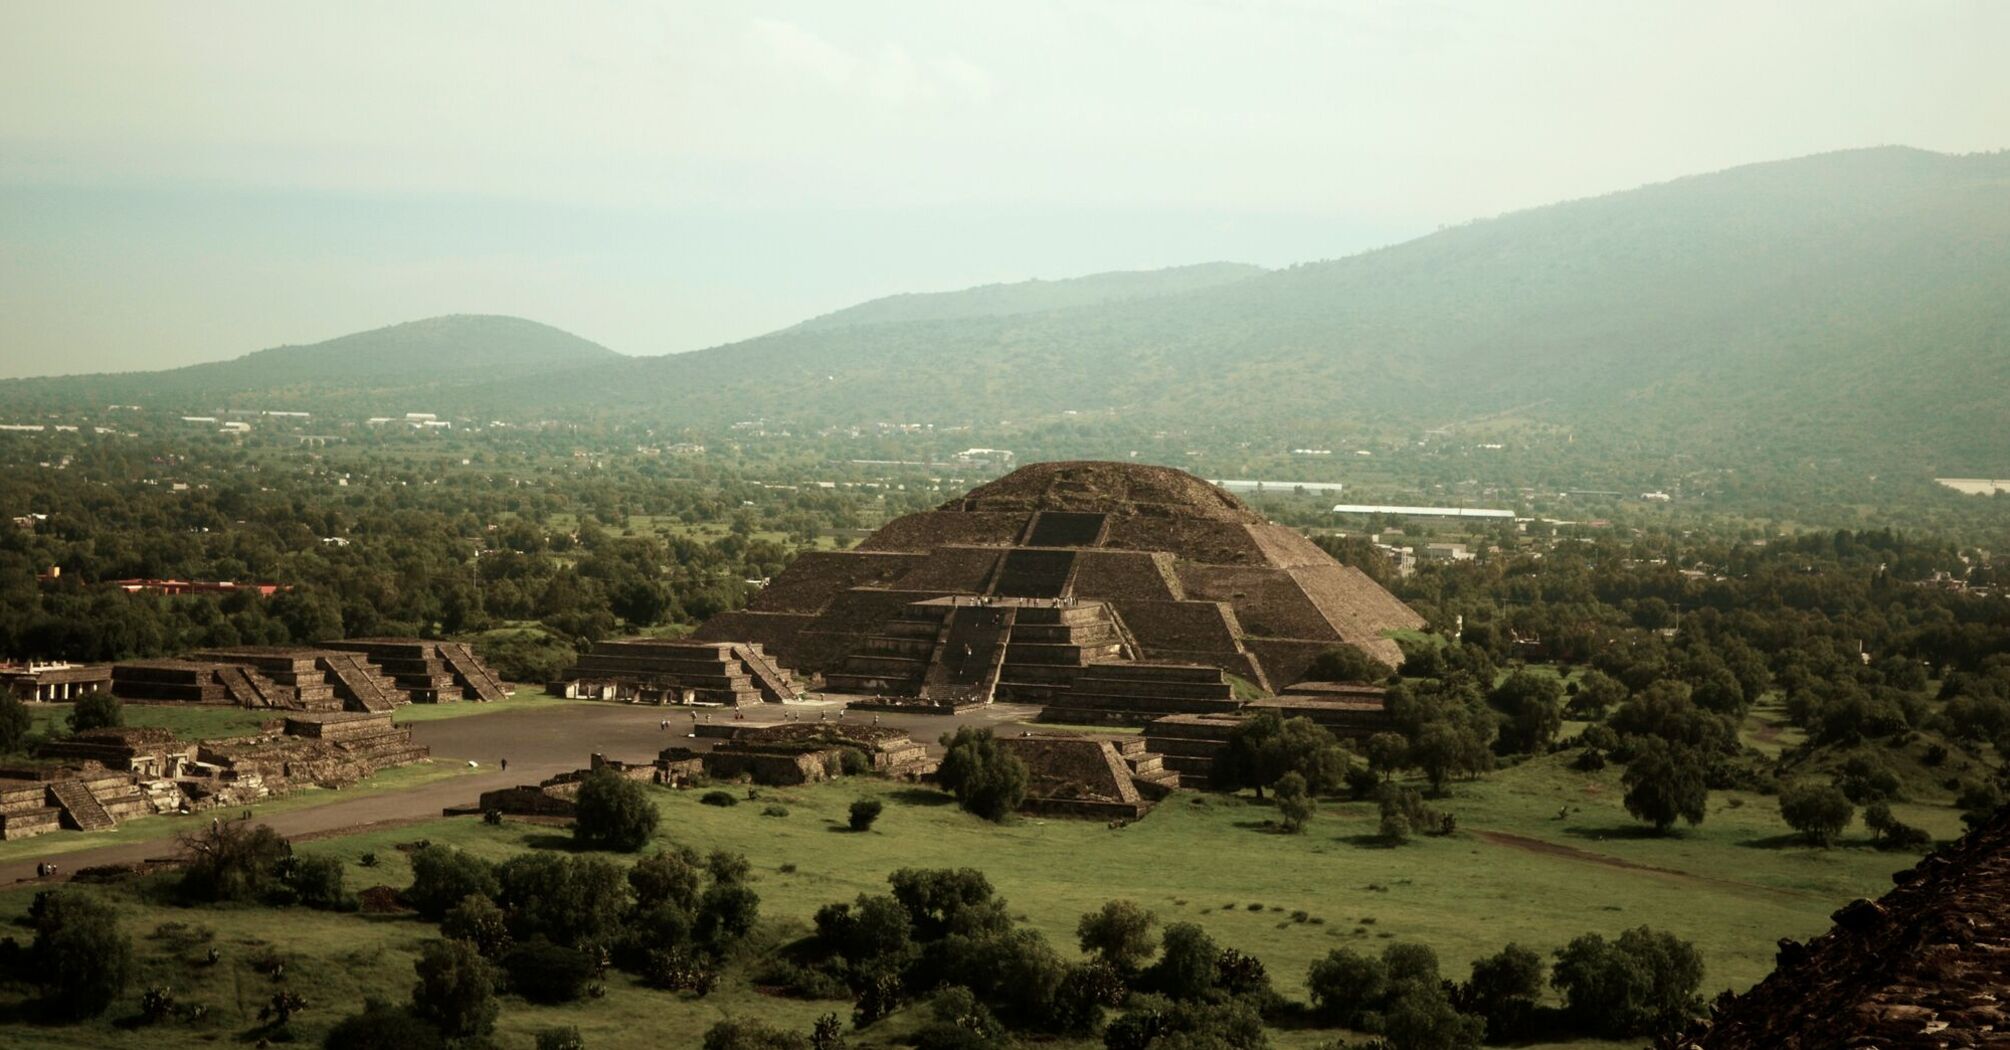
[997,734,1179,820]
[111,645,419,712]
[551,639,801,706]
[1668,803,2010,1049]
[0,716,428,841]
[693,460,1422,696]
[699,722,935,784]
[1,662,112,702]
[319,638,513,703]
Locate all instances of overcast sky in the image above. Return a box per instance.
[2,1,2005,378]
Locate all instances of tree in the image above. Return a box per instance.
[1364,732,1409,781]
[1551,927,1704,1037]
[1077,899,1158,972]
[1567,669,1628,719]
[1383,984,1485,1050]
[1862,801,1933,850]
[0,691,32,753]
[537,1026,588,1050]
[411,938,498,1039]
[1778,782,1854,847]
[629,847,704,912]
[1307,947,1386,1025]
[66,691,122,733]
[31,889,132,1018]
[572,769,659,851]
[1408,720,1481,794]
[502,938,597,1003]
[1621,739,1708,834]
[406,845,499,921]
[1304,643,1393,684]
[849,798,884,832]
[1219,712,1352,796]
[696,882,761,947]
[176,818,292,902]
[442,893,512,957]
[1489,670,1564,755]
[1274,770,1315,833]
[1458,943,1545,1041]
[936,728,1028,822]
[495,852,629,946]
[1146,922,1219,1001]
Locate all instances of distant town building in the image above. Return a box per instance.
[1332,504,1515,521]
[110,579,285,597]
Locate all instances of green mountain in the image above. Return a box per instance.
[1,315,620,409]
[476,146,2007,470]
[791,262,1265,331]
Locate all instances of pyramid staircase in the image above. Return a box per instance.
[48,779,115,831]
[438,642,511,701]
[1104,734,1182,798]
[215,664,289,708]
[1036,663,1244,726]
[728,643,800,702]
[555,639,789,706]
[319,650,403,711]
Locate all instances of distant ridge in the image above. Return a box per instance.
[792,262,1265,331]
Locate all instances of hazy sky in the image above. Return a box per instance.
[2,1,2005,377]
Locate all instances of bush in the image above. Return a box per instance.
[67,692,123,733]
[1778,782,1854,846]
[1862,801,1934,850]
[696,882,762,947]
[1836,754,1902,803]
[1146,922,1219,1001]
[495,852,629,947]
[0,692,31,753]
[1458,943,1545,1041]
[1077,899,1159,971]
[406,845,499,921]
[936,728,1029,822]
[848,799,884,832]
[442,893,512,957]
[1551,927,1703,1037]
[572,770,660,851]
[31,889,132,1019]
[839,749,872,776]
[1305,643,1394,684]
[701,790,740,807]
[630,847,704,912]
[177,819,292,902]
[703,1017,812,1050]
[324,999,446,1050]
[288,852,348,909]
[1275,771,1315,833]
[763,804,790,817]
[411,938,499,1039]
[537,1026,588,1050]
[503,938,598,1003]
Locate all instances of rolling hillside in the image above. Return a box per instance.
[460,147,2009,469]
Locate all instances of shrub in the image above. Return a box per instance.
[629,848,704,912]
[503,938,597,1003]
[703,1017,813,1050]
[1551,927,1704,1037]
[442,893,513,957]
[67,692,123,733]
[936,728,1029,822]
[1077,899,1159,971]
[1778,782,1854,847]
[411,938,499,1039]
[537,1026,588,1050]
[1457,943,1545,1041]
[1836,754,1902,803]
[696,882,762,947]
[1306,643,1394,684]
[177,819,292,903]
[0,692,31,753]
[1862,801,1933,850]
[572,770,660,851]
[287,852,348,909]
[406,845,499,921]
[494,852,629,947]
[1274,771,1315,833]
[839,749,872,776]
[324,999,445,1050]
[31,889,132,1018]
[700,790,739,807]
[763,804,790,818]
[848,799,884,832]
[1147,922,1220,1001]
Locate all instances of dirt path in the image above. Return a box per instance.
[1473,829,1822,901]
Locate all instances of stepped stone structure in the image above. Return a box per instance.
[551,639,799,706]
[1669,803,2010,1049]
[109,645,430,712]
[694,461,1421,701]
[0,715,427,840]
[998,734,1179,819]
[318,638,512,702]
[2,662,112,702]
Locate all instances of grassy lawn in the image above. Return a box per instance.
[0,762,474,867]
[30,703,275,744]
[0,752,1944,1050]
[389,693,569,724]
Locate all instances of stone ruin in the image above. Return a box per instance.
[1,662,112,703]
[550,638,799,707]
[1138,681,1395,789]
[1668,803,2010,1049]
[108,640,510,711]
[0,714,428,840]
[693,461,1422,708]
[997,734,1180,820]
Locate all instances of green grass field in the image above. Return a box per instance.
[0,750,1944,1050]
